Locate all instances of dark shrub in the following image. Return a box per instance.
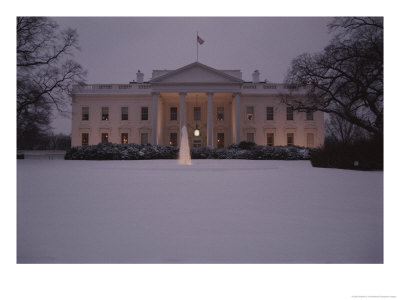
[237,141,257,150]
[310,137,383,170]
[65,142,312,161]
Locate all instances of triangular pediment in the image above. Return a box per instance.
[150,62,243,84]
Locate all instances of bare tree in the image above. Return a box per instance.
[282,17,383,137]
[17,17,86,146]
[325,114,368,144]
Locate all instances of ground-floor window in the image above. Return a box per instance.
[246,132,254,143]
[217,133,224,148]
[267,133,274,146]
[101,133,109,143]
[307,133,314,147]
[287,133,294,146]
[121,133,128,144]
[82,133,89,146]
[170,132,178,146]
[193,139,201,148]
[141,133,148,145]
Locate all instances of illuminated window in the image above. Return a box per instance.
[306,111,314,121]
[81,133,89,146]
[286,106,293,120]
[266,107,274,120]
[101,133,109,143]
[141,133,148,145]
[141,107,148,120]
[247,132,254,142]
[217,133,224,148]
[121,133,128,144]
[194,107,201,121]
[246,106,254,120]
[267,133,274,146]
[121,107,128,120]
[170,133,178,146]
[307,133,314,147]
[82,107,89,121]
[217,107,224,120]
[101,107,109,120]
[287,133,294,146]
[170,107,177,120]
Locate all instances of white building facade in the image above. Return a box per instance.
[71,62,324,148]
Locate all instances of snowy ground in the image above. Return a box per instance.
[17,159,383,263]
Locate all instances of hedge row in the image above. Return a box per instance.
[310,137,383,170]
[64,141,313,160]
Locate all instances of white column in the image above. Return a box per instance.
[234,92,241,143]
[180,92,186,129]
[207,92,213,147]
[152,92,159,145]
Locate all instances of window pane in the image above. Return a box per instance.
[217,107,224,121]
[141,133,148,144]
[307,133,314,147]
[170,132,178,146]
[266,107,274,120]
[246,106,254,120]
[286,107,293,120]
[141,107,148,120]
[121,107,128,120]
[121,133,128,144]
[82,107,89,121]
[267,133,274,146]
[306,111,314,120]
[170,107,177,120]
[102,107,109,120]
[217,133,224,148]
[81,133,89,146]
[247,132,254,142]
[194,107,201,121]
[101,133,109,143]
[287,133,294,146]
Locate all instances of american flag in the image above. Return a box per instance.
[197,35,205,45]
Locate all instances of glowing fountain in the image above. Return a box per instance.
[178,125,192,165]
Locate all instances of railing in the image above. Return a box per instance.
[73,84,152,92]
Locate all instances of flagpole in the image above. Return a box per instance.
[196,31,198,62]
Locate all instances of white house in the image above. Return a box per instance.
[71,62,324,148]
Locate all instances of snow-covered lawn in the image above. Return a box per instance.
[17,159,383,263]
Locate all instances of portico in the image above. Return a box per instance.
[150,62,243,148]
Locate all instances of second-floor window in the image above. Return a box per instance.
[246,106,254,120]
[82,107,89,121]
[266,107,274,120]
[217,107,224,121]
[286,106,293,121]
[194,107,201,121]
[170,107,177,120]
[141,107,148,120]
[121,107,128,120]
[101,107,109,121]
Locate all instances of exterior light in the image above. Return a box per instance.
[194,126,200,137]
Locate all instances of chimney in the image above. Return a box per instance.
[252,70,260,83]
[136,70,144,83]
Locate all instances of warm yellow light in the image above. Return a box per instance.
[194,129,200,136]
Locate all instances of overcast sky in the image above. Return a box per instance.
[52,17,334,134]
